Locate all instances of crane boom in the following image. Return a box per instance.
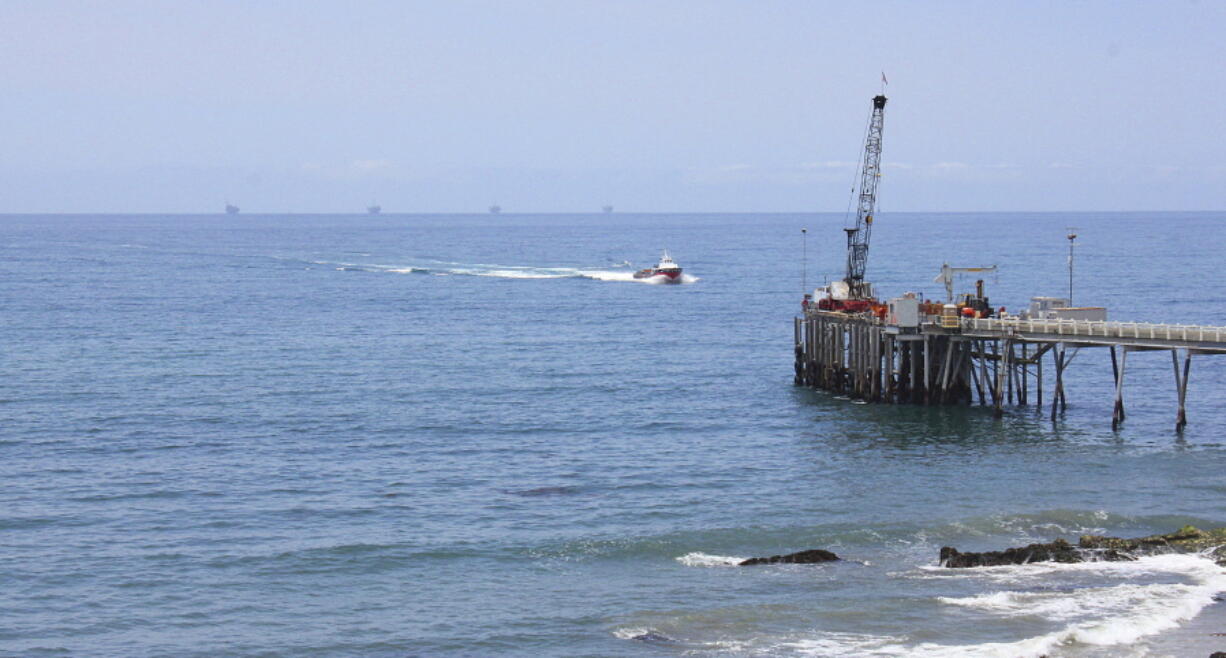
[844,94,887,300]
[935,263,998,303]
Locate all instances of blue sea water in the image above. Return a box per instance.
[2,211,1225,657]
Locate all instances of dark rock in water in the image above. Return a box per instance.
[939,539,1096,568]
[739,549,839,566]
[940,525,1226,569]
[631,631,677,644]
[1208,652,1226,658]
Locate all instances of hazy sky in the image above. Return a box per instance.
[1,0,1223,213]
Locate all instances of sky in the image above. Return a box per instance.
[1,0,1224,213]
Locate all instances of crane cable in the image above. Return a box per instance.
[842,107,874,230]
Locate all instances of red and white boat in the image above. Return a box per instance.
[633,250,683,283]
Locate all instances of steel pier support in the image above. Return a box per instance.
[1172,349,1192,432]
[1112,347,1128,430]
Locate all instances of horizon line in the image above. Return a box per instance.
[1,209,1225,216]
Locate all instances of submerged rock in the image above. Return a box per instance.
[739,549,839,566]
[630,631,678,645]
[940,525,1226,568]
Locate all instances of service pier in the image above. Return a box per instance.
[794,305,1226,431]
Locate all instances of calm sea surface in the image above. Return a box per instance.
[2,212,1225,657]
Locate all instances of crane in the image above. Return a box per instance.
[935,263,998,303]
[845,94,887,300]
[818,94,887,313]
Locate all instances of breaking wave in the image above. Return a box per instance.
[615,553,1226,657]
[917,554,1226,656]
[676,552,746,567]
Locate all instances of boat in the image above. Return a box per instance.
[225,203,239,215]
[489,205,501,214]
[602,205,614,213]
[633,250,683,283]
[367,204,382,215]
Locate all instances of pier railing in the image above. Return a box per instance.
[961,317,1226,346]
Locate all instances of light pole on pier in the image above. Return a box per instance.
[802,228,808,295]
[1066,228,1078,305]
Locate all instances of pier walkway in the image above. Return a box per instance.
[959,317,1226,353]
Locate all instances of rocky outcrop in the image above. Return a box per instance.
[1079,525,1226,565]
[739,549,839,566]
[940,525,1226,568]
[939,538,1119,568]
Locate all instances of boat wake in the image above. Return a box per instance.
[314,259,699,283]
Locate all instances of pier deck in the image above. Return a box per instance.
[960,317,1226,353]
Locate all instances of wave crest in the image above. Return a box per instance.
[676,552,746,567]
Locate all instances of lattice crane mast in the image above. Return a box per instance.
[844,94,887,301]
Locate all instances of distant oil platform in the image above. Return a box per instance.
[489,204,501,214]
[225,203,239,215]
[367,204,382,215]
[602,205,614,214]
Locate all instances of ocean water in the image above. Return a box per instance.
[2,211,1225,657]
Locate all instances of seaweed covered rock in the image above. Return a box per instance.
[940,525,1226,569]
[1079,525,1226,565]
[739,549,839,566]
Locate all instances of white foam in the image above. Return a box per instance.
[577,268,699,283]
[426,264,623,280]
[777,554,1226,658]
[578,269,639,282]
[939,581,1205,623]
[676,551,746,567]
[923,554,1226,655]
[316,257,699,283]
[779,632,911,656]
[920,551,1224,584]
[611,626,653,640]
[457,268,571,279]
